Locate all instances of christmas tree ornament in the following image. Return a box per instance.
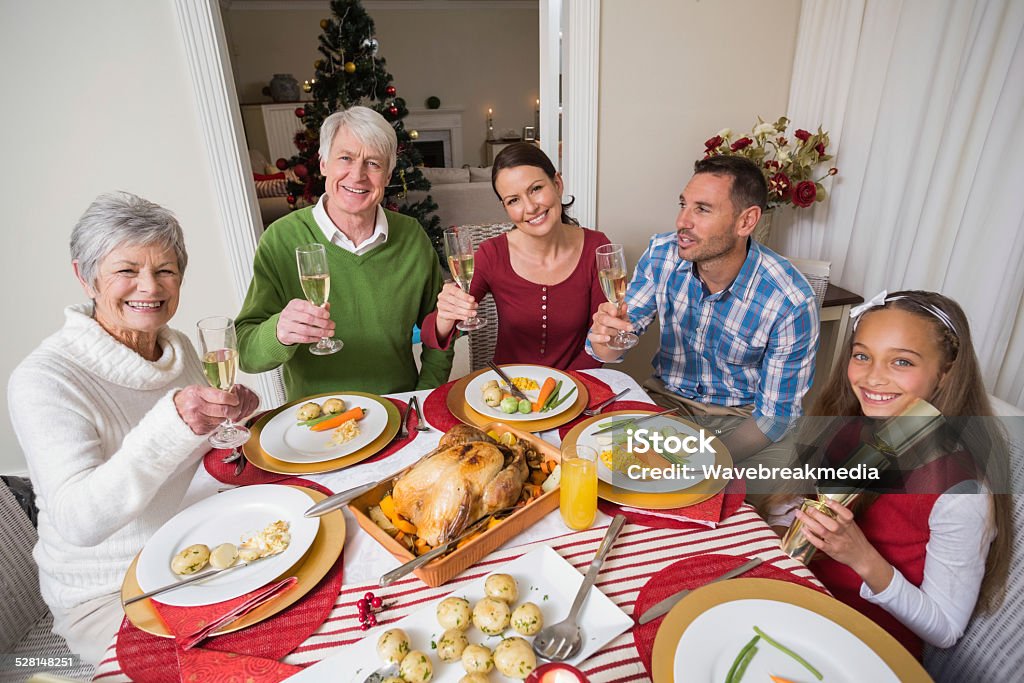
[344,61,356,74]
[361,37,379,55]
[388,105,399,117]
[385,85,396,96]
[294,107,306,118]
[302,80,313,93]
[275,158,289,171]
[314,58,325,70]
[409,130,419,140]
[320,19,330,30]
[294,163,309,178]
[287,194,296,205]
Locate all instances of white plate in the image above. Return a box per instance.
[286,545,634,683]
[135,485,320,607]
[675,598,899,682]
[259,394,389,464]
[464,366,575,421]
[578,414,717,494]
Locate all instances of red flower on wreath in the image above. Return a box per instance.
[792,180,818,208]
[794,129,811,142]
[730,137,754,151]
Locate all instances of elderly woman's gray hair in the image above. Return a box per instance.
[70,191,188,287]
[318,106,398,175]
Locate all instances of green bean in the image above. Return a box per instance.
[541,380,564,411]
[753,626,822,680]
[596,417,637,431]
[296,412,337,428]
[546,385,577,409]
[731,645,757,683]
[724,635,760,683]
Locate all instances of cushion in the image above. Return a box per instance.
[469,166,492,183]
[255,178,288,198]
[254,172,286,181]
[419,166,470,184]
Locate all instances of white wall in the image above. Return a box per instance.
[596,0,802,380]
[223,5,539,167]
[0,1,243,474]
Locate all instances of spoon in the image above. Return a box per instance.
[532,514,626,661]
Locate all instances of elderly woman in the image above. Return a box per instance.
[236,106,453,399]
[7,192,259,664]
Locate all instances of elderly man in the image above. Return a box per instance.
[588,155,819,465]
[236,106,453,398]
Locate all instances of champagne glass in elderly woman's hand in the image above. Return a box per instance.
[443,227,487,331]
[595,244,638,350]
[197,316,251,448]
[296,243,343,355]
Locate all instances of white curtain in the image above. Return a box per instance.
[777,0,1024,407]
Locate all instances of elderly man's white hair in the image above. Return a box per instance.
[318,106,398,175]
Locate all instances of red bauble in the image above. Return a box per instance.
[287,194,296,205]
[275,158,288,171]
[388,106,398,117]
[294,107,305,118]
[294,163,309,178]
[385,85,397,96]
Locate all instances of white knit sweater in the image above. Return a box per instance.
[8,304,209,620]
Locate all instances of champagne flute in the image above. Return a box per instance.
[443,227,487,331]
[196,316,251,449]
[596,243,639,351]
[296,243,343,355]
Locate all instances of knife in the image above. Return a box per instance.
[591,407,682,435]
[637,557,763,624]
[123,552,279,606]
[485,361,531,404]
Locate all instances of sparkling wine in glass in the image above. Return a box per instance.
[443,227,486,331]
[296,243,343,355]
[596,243,639,351]
[196,316,251,449]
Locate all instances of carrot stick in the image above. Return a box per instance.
[534,377,557,412]
[309,406,365,432]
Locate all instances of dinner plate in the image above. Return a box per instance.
[243,392,400,475]
[259,393,389,464]
[577,412,717,493]
[121,486,345,637]
[446,366,588,433]
[286,544,634,682]
[562,411,733,509]
[135,485,320,607]
[651,578,932,683]
[465,365,576,421]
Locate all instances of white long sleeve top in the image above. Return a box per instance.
[8,304,209,618]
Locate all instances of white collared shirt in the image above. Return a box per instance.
[312,195,389,255]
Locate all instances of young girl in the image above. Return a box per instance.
[420,143,611,370]
[785,290,1011,657]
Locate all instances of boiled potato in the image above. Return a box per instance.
[376,628,411,664]
[381,679,404,683]
[436,628,469,662]
[459,675,490,683]
[170,544,210,575]
[482,380,500,392]
[321,398,345,414]
[484,574,518,603]
[461,644,493,674]
[493,637,537,678]
[399,650,433,683]
[472,597,511,635]
[237,545,261,562]
[482,385,503,407]
[437,596,472,631]
[510,602,543,636]
[296,402,321,421]
[208,543,237,570]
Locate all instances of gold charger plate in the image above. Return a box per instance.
[561,410,733,509]
[446,365,588,432]
[243,391,400,475]
[121,486,345,638]
[651,578,932,682]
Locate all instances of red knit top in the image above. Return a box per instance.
[422,228,611,370]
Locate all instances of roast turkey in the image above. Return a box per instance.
[392,425,529,546]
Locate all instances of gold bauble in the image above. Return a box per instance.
[344,61,356,74]
[409,130,419,140]
[320,19,330,30]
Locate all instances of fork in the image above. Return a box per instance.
[397,401,410,440]
[582,388,630,416]
[410,396,430,432]
[220,448,242,464]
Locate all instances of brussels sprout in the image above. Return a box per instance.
[500,396,519,413]
[518,399,532,414]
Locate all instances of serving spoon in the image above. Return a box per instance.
[532,514,626,661]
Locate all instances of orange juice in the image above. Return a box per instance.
[560,447,598,530]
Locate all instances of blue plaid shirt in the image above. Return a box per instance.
[590,234,819,441]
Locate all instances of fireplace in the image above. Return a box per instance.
[403,109,463,167]
[411,139,446,167]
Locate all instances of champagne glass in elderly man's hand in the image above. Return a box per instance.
[197,316,251,448]
[595,244,639,351]
[296,243,343,355]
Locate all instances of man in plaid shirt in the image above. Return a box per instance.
[588,156,819,467]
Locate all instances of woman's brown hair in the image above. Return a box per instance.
[490,142,579,226]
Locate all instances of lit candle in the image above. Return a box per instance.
[487,107,495,140]
[535,98,540,138]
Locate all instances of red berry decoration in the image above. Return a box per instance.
[385,85,396,96]
[370,596,382,609]
[367,614,378,627]
[364,592,375,601]
[294,107,305,118]
[360,622,370,631]
[275,158,288,171]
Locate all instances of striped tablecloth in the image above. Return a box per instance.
[93,504,820,682]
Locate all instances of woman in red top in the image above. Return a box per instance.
[421,143,611,370]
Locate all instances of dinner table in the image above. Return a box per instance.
[91,368,826,683]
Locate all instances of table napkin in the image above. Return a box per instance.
[557,399,661,439]
[598,477,747,530]
[631,553,825,677]
[204,398,413,485]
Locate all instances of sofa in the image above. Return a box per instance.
[405,166,509,229]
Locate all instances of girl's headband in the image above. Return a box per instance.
[849,289,957,335]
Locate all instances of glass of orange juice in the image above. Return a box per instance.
[560,445,598,530]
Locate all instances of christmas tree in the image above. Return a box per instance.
[279,0,443,261]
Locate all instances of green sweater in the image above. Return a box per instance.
[235,207,454,400]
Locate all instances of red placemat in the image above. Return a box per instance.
[598,477,747,529]
[204,399,413,484]
[557,399,661,439]
[632,553,825,677]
